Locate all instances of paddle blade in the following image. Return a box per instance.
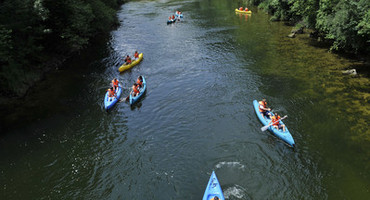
[261,125,269,131]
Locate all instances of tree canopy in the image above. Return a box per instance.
[0,0,125,97]
[249,0,370,54]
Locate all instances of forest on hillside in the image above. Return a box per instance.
[248,0,369,54]
[0,0,125,97]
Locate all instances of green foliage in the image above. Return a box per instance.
[0,0,124,97]
[254,0,369,54]
[316,0,370,53]
[0,26,13,64]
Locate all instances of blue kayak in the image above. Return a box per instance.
[253,100,295,147]
[104,83,122,110]
[129,76,146,105]
[175,12,183,18]
[202,171,225,200]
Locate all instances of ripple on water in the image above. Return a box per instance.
[223,184,251,200]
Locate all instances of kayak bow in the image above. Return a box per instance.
[202,171,225,200]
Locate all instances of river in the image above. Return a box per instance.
[1,0,369,199]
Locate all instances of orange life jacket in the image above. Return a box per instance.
[134,52,139,58]
[133,85,139,94]
[245,8,249,11]
[112,79,119,87]
[271,115,281,125]
[125,57,131,64]
[108,89,115,97]
[239,7,243,11]
[258,101,267,112]
[172,15,175,19]
[136,78,142,87]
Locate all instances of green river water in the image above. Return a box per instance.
[1,0,369,199]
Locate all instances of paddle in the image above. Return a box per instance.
[120,90,132,102]
[261,115,287,131]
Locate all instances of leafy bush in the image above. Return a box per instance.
[0,0,124,97]
[251,0,369,54]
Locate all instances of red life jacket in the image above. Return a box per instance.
[271,115,281,125]
[259,101,267,112]
[136,78,142,87]
[112,80,119,87]
[108,89,115,97]
[133,85,139,94]
[134,52,139,58]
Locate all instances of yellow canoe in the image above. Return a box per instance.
[118,53,143,72]
[235,9,252,14]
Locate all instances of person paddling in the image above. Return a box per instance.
[268,113,286,132]
[131,83,140,97]
[134,51,139,59]
[124,55,132,65]
[259,98,271,118]
[245,7,249,11]
[111,78,119,91]
[136,76,143,88]
[239,7,243,11]
[107,87,116,101]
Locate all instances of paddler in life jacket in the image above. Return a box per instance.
[131,83,140,97]
[124,55,132,65]
[211,196,219,200]
[239,7,243,11]
[245,7,249,11]
[268,113,286,132]
[111,78,119,91]
[134,51,139,59]
[107,87,116,101]
[136,76,143,88]
[259,98,271,118]
[172,15,175,20]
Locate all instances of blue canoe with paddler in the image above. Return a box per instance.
[253,100,295,147]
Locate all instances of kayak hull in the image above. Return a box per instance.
[253,100,295,147]
[175,13,183,18]
[104,83,122,110]
[129,76,146,105]
[118,53,143,73]
[235,9,252,14]
[202,171,225,200]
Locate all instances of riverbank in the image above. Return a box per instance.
[0,31,112,134]
[0,0,126,100]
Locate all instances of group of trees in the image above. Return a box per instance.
[247,0,370,54]
[0,0,125,97]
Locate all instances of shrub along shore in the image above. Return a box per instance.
[247,0,369,55]
[0,0,127,99]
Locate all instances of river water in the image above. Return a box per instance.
[1,0,369,199]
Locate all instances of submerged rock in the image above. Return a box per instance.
[288,32,296,38]
[342,69,357,76]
